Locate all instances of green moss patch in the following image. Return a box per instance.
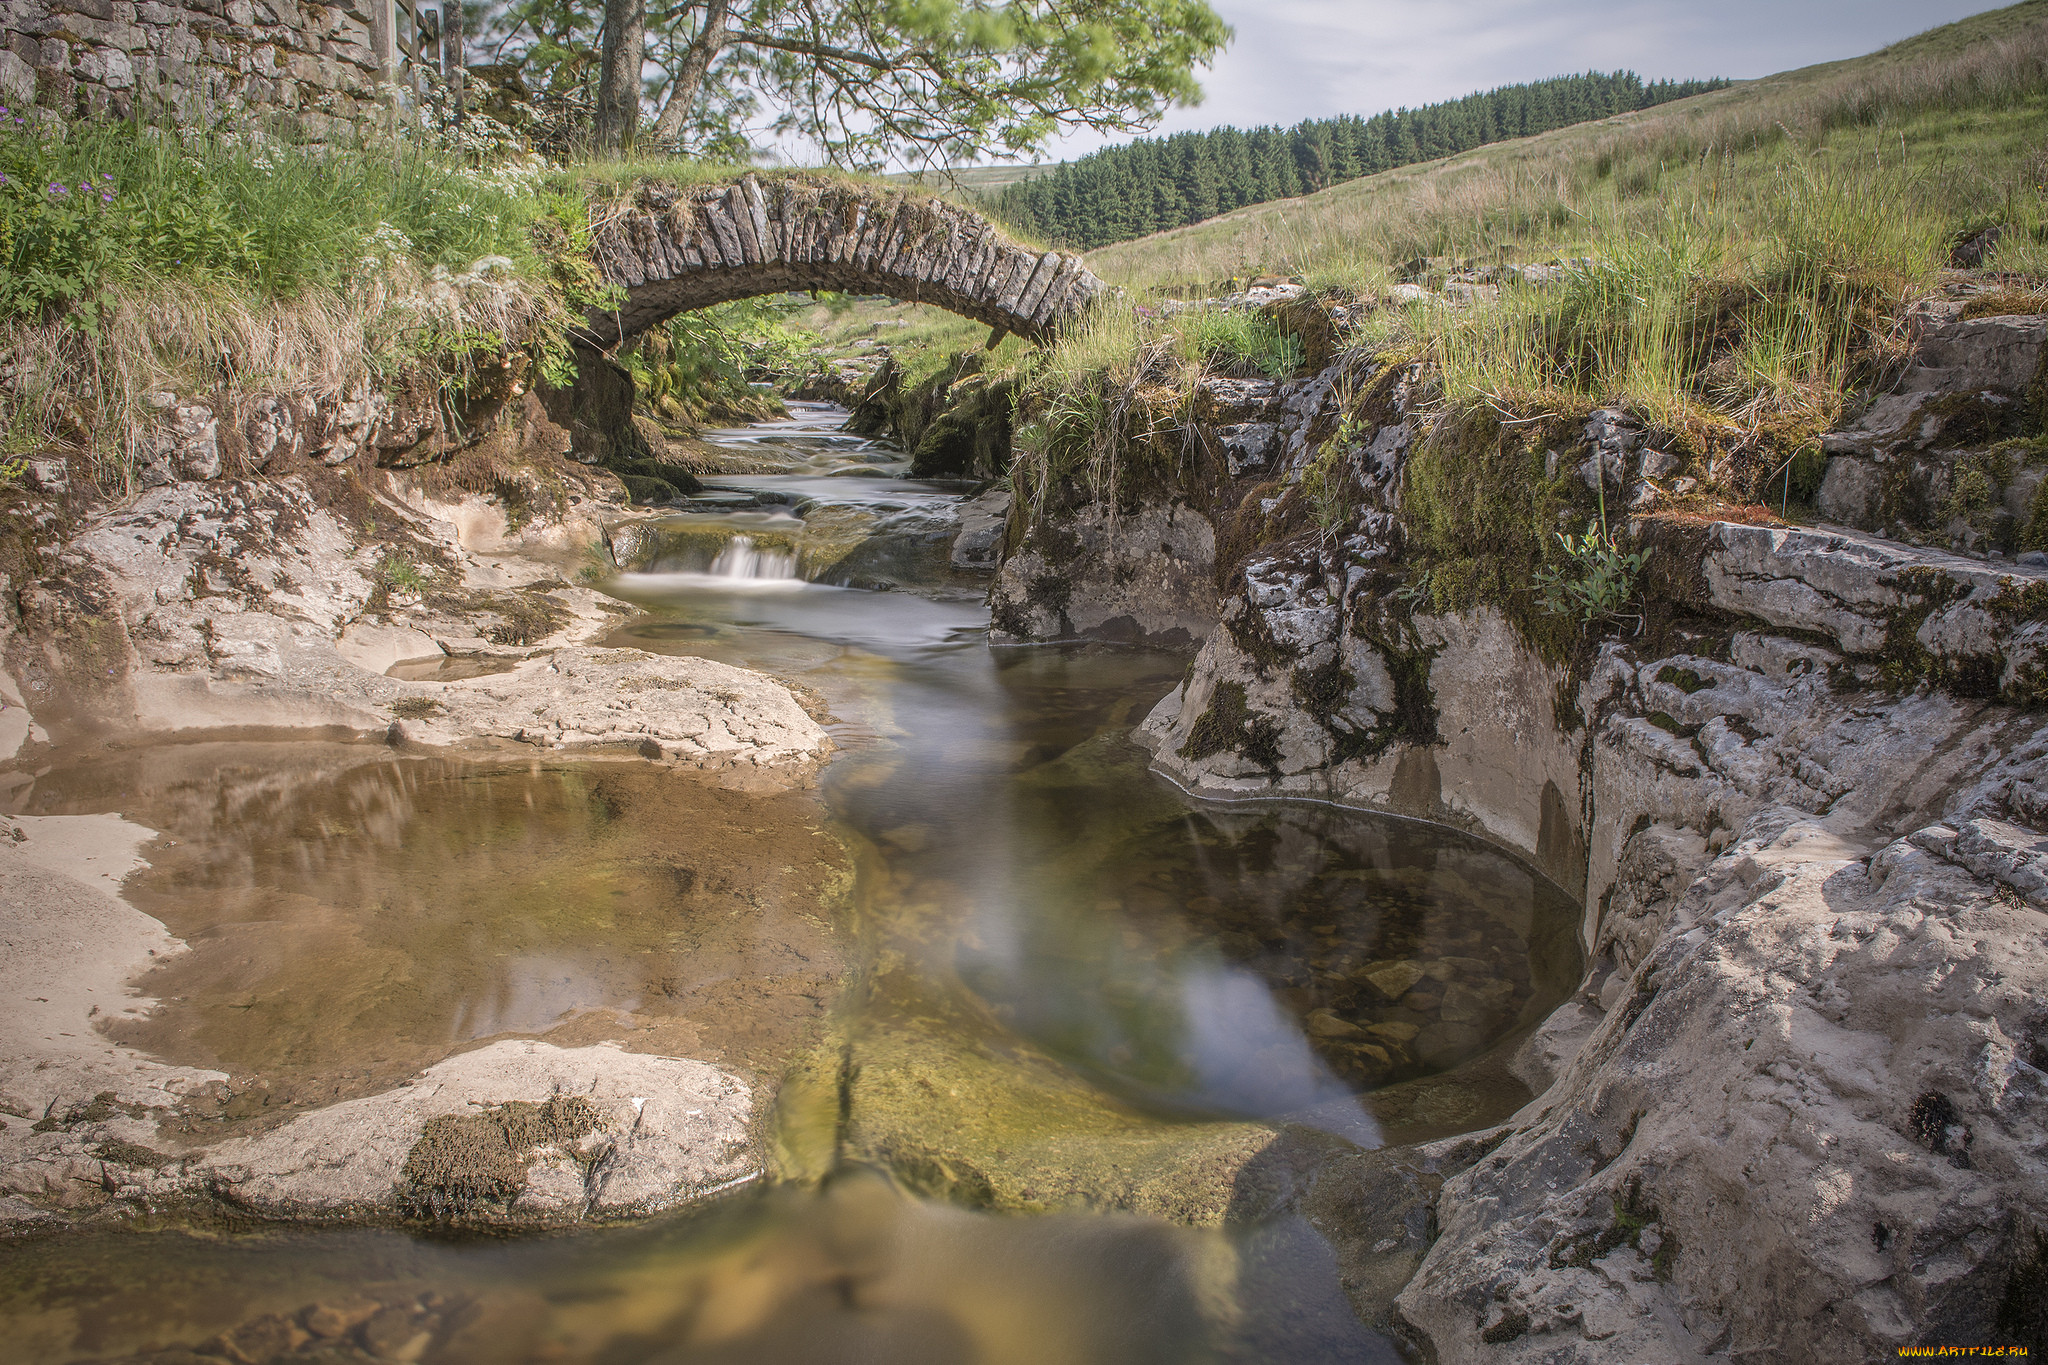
[400,1095,604,1220]
[1179,680,1283,771]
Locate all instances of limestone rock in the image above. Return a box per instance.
[399,646,829,772]
[1695,519,2048,697]
[950,487,1010,572]
[1218,421,1279,475]
[990,501,1220,646]
[1396,812,2048,1363]
[200,1040,755,1225]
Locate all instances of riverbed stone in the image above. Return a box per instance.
[395,646,829,774]
[199,1039,756,1225]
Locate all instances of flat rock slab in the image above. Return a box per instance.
[398,646,829,772]
[1699,520,2048,692]
[201,1039,756,1225]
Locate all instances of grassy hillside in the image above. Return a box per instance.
[1089,1,2048,291]
[890,164,1058,195]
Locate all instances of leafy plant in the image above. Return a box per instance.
[1534,518,1647,625]
[1302,412,1365,538]
[0,107,124,328]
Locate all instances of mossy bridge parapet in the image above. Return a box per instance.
[583,175,1106,346]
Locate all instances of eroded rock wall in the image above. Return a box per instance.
[1012,300,2048,1357]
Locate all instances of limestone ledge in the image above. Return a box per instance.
[2,473,828,777]
[1396,810,2048,1362]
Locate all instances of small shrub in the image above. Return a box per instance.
[1534,520,1648,626]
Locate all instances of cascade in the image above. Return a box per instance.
[706,534,800,581]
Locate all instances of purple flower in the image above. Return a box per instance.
[102,172,112,179]
[47,182,65,194]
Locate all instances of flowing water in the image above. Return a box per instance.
[0,403,1582,1364]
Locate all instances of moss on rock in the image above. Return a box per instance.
[399,1095,604,1220]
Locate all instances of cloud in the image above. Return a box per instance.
[1040,0,2002,159]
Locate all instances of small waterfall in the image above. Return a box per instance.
[708,534,800,581]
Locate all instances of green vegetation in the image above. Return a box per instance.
[1171,307,1304,379]
[984,3,2048,647]
[494,0,1231,168]
[994,71,1729,249]
[0,112,546,319]
[0,112,594,489]
[623,297,815,424]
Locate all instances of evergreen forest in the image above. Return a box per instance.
[992,70,1731,248]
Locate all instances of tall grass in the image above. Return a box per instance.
[0,118,585,485]
[2,117,550,305]
[1429,149,1933,441]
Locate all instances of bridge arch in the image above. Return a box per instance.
[583,174,1105,347]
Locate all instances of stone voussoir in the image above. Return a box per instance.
[585,179,1104,349]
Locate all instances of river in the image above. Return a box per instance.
[0,405,1582,1364]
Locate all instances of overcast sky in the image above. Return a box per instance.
[1034,0,2006,161]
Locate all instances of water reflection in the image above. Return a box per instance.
[0,1173,1403,1364]
[6,751,847,1119]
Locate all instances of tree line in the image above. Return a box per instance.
[991,71,1731,249]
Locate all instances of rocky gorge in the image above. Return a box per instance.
[0,243,2044,1365]
[982,282,2048,1359]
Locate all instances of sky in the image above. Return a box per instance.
[1035,0,2006,162]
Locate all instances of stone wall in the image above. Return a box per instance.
[0,0,389,138]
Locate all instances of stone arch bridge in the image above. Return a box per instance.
[582,174,1105,347]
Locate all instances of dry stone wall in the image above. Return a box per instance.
[0,0,387,136]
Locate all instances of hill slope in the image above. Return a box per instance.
[1088,0,2048,292]
[997,71,1730,251]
